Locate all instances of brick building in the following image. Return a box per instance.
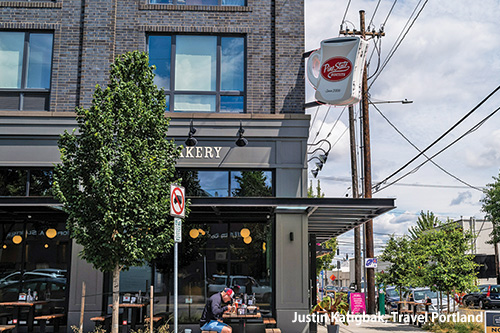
[0,0,394,332]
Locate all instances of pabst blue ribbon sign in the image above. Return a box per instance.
[307,37,368,106]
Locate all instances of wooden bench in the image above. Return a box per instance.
[263,318,277,325]
[202,331,218,333]
[35,314,64,333]
[0,325,16,332]
[265,329,281,333]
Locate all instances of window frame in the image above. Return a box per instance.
[147,34,246,113]
[148,0,246,6]
[0,30,54,111]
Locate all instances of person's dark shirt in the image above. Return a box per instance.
[200,292,229,327]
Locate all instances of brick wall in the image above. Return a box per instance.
[0,0,304,114]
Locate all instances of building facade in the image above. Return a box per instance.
[0,0,394,332]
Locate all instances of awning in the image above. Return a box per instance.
[0,196,395,241]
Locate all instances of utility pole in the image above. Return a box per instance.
[348,104,362,293]
[340,10,384,314]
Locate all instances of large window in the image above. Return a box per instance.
[149,0,245,6]
[148,35,245,113]
[0,168,53,196]
[175,170,273,197]
[0,32,53,111]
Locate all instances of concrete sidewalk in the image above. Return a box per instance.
[317,321,423,333]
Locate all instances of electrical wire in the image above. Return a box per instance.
[368,0,382,31]
[308,105,321,132]
[374,105,500,193]
[381,0,399,29]
[371,103,484,192]
[367,38,382,80]
[309,105,332,147]
[373,84,500,191]
[341,0,352,29]
[369,0,429,88]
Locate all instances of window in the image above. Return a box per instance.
[148,35,245,113]
[0,168,53,196]
[149,0,245,6]
[0,31,53,111]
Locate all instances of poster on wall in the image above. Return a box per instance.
[350,292,366,314]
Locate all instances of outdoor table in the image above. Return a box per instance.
[0,301,48,332]
[223,311,261,333]
[109,303,147,330]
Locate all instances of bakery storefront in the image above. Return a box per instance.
[0,114,394,332]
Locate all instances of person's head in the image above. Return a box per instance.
[221,288,234,303]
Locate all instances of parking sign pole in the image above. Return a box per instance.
[174,241,178,333]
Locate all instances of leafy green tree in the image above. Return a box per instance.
[316,237,338,276]
[482,171,500,244]
[408,211,439,240]
[377,235,415,301]
[412,220,477,312]
[308,180,325,198]
[233,171,272,197]
[53,51,182,333]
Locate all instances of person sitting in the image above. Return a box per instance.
[200,288,234,333]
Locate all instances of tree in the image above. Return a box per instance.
[482,171,500,283]
[411,220,477,312]
[53,51,182,333]
[316,237,338,276]
[233,171,272,197]
[308,179,325,198]
[408,211,440,240]
[377,235,415,301]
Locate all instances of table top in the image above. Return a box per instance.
[108,303,147,308]
[223,312,261,319]
[0,301,48,307]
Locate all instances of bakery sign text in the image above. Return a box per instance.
[179,146,223,159]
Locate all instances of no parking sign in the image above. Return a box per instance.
[170,184,185,218]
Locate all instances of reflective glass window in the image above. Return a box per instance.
[0,169,27,196]
[231,171,272,197]
[0,32,53,111]
[149,0,244,5]
[148,35,245,113]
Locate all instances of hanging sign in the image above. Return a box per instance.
[330,274,336,281]
[170,184,185,218]
[307,37,368,106]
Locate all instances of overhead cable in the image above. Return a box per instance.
[373,84,500,191]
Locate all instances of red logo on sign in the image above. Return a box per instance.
[171,187,185,216]
[321,57,352,82]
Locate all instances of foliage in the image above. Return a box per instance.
[422,321,482,333]
[412,221,477,294]
[233,171,272,197]
[53,50,182,273]
[316,237,338,276]
[408,211,440,240]
[482,171,500,243]
[310,293,349,325]
[308,180,325,198]
[377,235,415,298]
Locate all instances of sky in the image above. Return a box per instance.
[304,0,500,257]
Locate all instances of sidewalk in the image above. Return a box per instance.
[317,321,423,333]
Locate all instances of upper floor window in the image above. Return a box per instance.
[149,0,245,6]
[0,32,54,111]
[148,35,245,113]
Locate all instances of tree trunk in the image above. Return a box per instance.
[112,264,121,333]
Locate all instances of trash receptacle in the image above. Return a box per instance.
[379,289,385,315]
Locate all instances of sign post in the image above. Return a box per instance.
[170,184,185,333]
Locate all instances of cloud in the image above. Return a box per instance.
[450,191,473,206]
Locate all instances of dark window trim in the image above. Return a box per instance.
[147,0,247,7]
[147,33,246,113]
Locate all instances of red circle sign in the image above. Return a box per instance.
[320,57,352,82]
[171,187,185,215]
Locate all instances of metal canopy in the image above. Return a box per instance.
[0,196,395,240]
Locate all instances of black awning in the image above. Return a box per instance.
[0,196,395,240]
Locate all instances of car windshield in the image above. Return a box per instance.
[490,286,500,293]
[386,289,399,297]
[413,289,437,300]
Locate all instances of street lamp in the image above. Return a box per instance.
[185,120,198,147]
[369,99,413,105]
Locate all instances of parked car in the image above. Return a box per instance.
[462,285,500,309]
[409,287,456,313]
[207,275,272,303]
[0,270,65,287]
[0,277,66,302]
[385,287,401,314]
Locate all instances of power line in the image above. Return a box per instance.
[374,105,500,193]
[368,0,382,30]
[373,84,500,191]
[341,0,352,29]
[369,0,429,88]
[371,102,484,192]
[381,0,399,28]
[308,105,320,132]
[309,105,331,145]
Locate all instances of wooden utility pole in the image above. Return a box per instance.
[348,105,362,293]
[340,9,384,314]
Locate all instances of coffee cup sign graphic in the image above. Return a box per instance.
[307,37,368,106]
